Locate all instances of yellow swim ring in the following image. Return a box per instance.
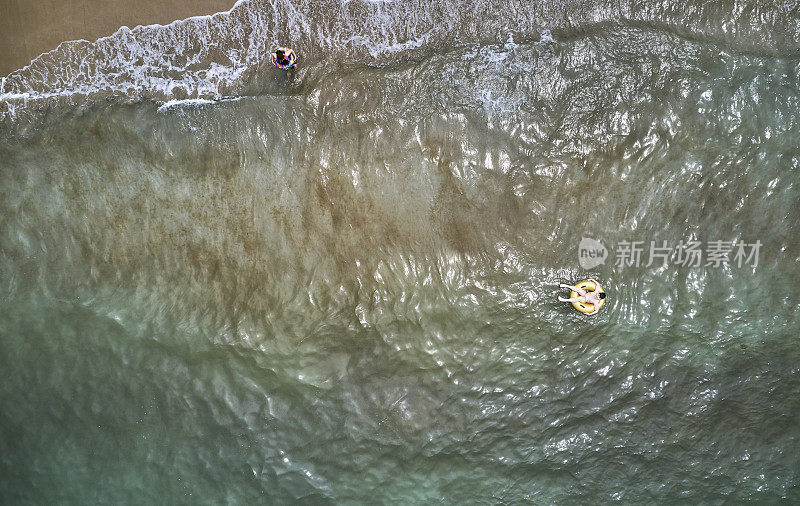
[570,279,605,314]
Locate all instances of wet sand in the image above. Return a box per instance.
[0,0,236,76]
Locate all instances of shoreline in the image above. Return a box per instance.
[0,0,237,77]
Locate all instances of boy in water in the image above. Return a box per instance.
[271,47,297,70]
[559,279,606,315]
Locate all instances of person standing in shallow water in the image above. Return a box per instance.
[559,279,606,315]
[271,47,297,70]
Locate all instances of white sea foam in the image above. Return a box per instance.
[1,0,797,127]
[157,98,218,111]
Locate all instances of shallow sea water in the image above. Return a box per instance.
[1,0,800,503]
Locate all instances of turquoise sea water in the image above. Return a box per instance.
[1,0,800,502]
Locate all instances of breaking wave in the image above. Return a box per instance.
[2,0,799,129]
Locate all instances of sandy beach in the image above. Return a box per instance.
[0,0,236,76]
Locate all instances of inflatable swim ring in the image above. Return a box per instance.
[570,279,605,314]
[273,47,296,70]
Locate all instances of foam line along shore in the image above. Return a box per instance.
[0,0,240,76]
